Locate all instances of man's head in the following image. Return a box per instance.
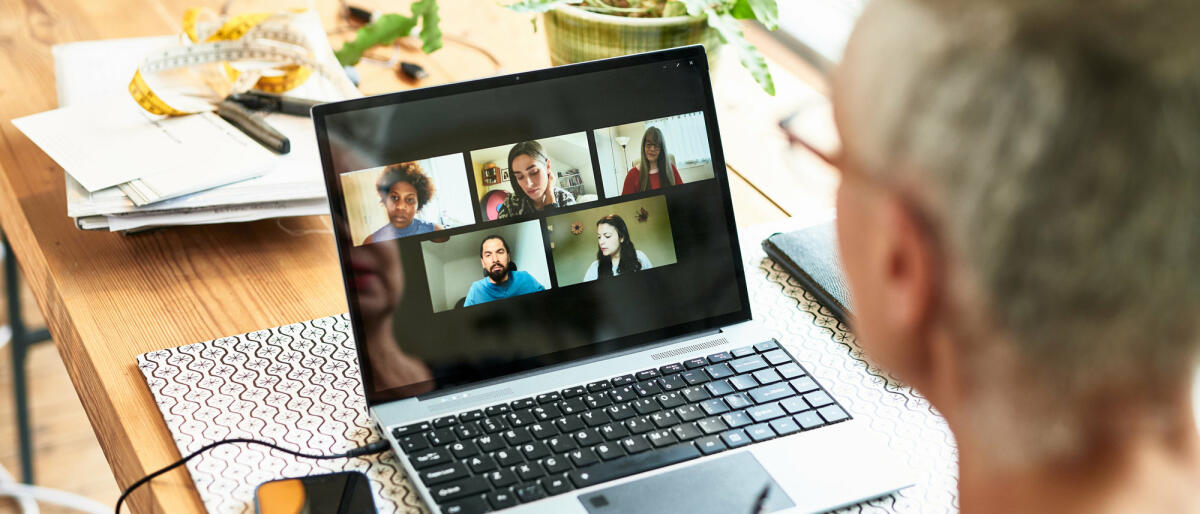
[834,0,1200,462]
[480,235,516,283]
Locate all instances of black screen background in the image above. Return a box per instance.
[314,48,752,404]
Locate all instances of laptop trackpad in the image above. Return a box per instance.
[577,452,794,514]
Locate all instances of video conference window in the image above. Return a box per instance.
[546,195,678,288]
[471,133,599,220]
[421,220,553,313]
[595,111,716,197]
[341,155,475,245]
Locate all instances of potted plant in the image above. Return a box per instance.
[508,0,778,95]
[334,0,777,95]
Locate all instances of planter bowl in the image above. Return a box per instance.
[543,5,722,66]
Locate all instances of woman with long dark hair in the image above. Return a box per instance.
[583,214,653,281]
[620,126,684,195]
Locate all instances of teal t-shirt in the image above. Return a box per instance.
[464,270,546,306]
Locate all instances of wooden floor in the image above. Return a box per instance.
[0,259,119,514]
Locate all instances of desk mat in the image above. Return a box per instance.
[137,228,957,514]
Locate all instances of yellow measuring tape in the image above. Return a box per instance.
[128,8,353,116]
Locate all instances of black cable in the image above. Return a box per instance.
[114,438,391,514]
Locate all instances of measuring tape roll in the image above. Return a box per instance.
[129,8,358,116]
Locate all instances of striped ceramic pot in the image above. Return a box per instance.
[543,4,722,66]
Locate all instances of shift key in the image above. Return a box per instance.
[430,475,490,504]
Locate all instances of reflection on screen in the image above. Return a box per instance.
[319,55,748,403]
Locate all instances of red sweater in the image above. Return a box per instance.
[621,165,684,195]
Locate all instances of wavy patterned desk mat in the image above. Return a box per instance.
[136,232,958,514]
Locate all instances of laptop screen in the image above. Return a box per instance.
[314,47,751,404]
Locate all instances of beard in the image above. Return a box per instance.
[486,263,510,282]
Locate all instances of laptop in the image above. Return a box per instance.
[312,46,912,514]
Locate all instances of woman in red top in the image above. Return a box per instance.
[621,126,684,195]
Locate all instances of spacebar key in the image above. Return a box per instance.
[567,443,701,488]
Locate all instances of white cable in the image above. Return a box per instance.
[0,462,39,514]
[0,482,109,514]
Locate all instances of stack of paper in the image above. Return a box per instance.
[11,14,357,231]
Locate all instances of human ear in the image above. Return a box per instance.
[875,194,941,382]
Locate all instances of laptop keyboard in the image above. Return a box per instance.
[390,340,851,514]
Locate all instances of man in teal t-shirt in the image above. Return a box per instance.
[464,235,546,306]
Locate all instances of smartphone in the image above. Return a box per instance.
[255,470,376,514]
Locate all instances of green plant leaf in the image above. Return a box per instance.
[706,10,775,95]
[745,0,777,30]
[679,0,708,16]
[504,0,571,13]
[412,0,443,53]
[335,13,418,66]
[663,1,688,16]
[730,0,755,19]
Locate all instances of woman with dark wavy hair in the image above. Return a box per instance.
[363,161,442,244]
[583,214,653,281]
[620,127,684,195]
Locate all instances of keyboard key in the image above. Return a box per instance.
[657,391,686,409]
[705,380,735,397]
[790,377,820,394]
[485,404,510,416]
[695,435,727,455]
[794,411,825,430]
[399,434,430,452]
[762,349,792,366]
[675,404,705,422]
[720,429,752,448]
[568,447,599,467]
[745,423,776,442]
[428,428,456,446]
[536,392,561,404]
[599,422,630,441]
[775,362,805,379]
[520,441,551,460]
[780,397,811,414]
[546,435,577,453]
[634,381,663,397]
[707,351,733,363]
[421,462,470,486]
[506,409,536,427]
[515,482,547,502]
[430,475,490,504]
[455,422,482,440]
[721,411,753,428]
[724,392,754,410]
[584,393,612,409]
[558,398,587,415]
[410,448,451,469]
[657,374,687,391]
[625,415,655,434]
[554,415,585,433]
[476,434,505,452]
[730,355,768,374]
[487,489,518,509]
[804,391,835,408]
[392,421,431,438]
[650,410,681,428]
[732,346,756,357]
[636,369,660,381]
[503,428,532,446]
[684,357,709,369]
[486,468,518,488]
[542,473,574,495]
[705,363,735,380]
[510,398,536,410]
[681,386,711,402]
[730,374,759,391]
[681,369,710,385]
[581,409,611,427]
[467,454,498,473]
[561,386,587,398]
[609,385,637,403]
[747,403,786,423]
[752,368,783,385]
[754,340,780,352]
[605,403,635,421]
[593,441,625,460]
[532,405,562,421]
[542,455,572,473]
[442,495,489,514]
[769,417,801,436]
[633,398,662,415]
[450,440,479,458]
[749,383,796,404]
[528,422,557,439]
[480,417,507,434]
[611,374,636,386]
[818,405,850,423]
[493,448,524,466]
[567,443,701,488]
[459,410,484,422]
[697,416,728,435]
[572,428,602,447]
[515,461,546,480]
[433,416,459,428]
[659,363,685,375]
[646,429,678,448]
[700,398,730,416]
[620,435,653,454]
[671,422,704,441]
[587,380,612,392]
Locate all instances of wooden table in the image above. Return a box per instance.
[0,1,835,512]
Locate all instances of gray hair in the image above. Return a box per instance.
[840,0,1200,452]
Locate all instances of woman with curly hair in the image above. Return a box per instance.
[363,161,442,244]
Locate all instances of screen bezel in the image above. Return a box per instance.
[312,46,752,406]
